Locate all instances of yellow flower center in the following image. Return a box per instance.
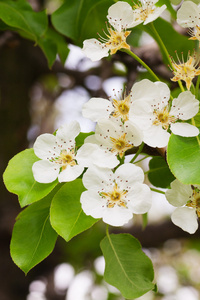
[112,95,131,122]
[186,187,200,217]
[110,133,133,158]
[56,149,76,170]
[153,106,176,130]
[104,27,131,55]
[100,182,128,208]
[133,2,155,21]
[171,54,200,90]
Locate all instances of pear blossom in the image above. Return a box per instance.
[170,52,200,90]
[80,163,152,226]
[177,1,200,45]
[165,179,200,234]
[85,118,143,159]
[129,80,199,148]
[32,121,118,183]
[132,0,167,26]
[82,79,170,124]
[82,1,134,61]
[82,92,132,123]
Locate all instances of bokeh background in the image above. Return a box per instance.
[1,0,200,299]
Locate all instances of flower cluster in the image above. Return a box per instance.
[32,119,151,226]
[32,0,200,232]
[83,79,199,148]
[82,0,166,61]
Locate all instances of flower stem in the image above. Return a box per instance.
[106,224,110,238]
[130,142,144,164]
[149,23,185,93]
[134,155,150,164]
[121,48,160,81]
[150,187,165,194]
[142,213,148,230]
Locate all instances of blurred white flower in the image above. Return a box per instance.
[81,163,152,226]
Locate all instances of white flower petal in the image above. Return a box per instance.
[102,205,133,226]
[165,179,192,207]
[114,163,144,186]
[81,190,105,219]
[107,1,135,31]
[171,207,198,234]
[143,125,170,148]
[77,143,119,169]
[82,97,113,122]
[143,5,167,25]
[128,183,152,214]
[125,121,143,146]
[58,165,84,182]
[129,100,152,130]
[82,166,113,190]
[82,38,109,61]
[170,122,199,137]
[95,118,123,148]
[32,160,59,183]
[154,81,171,103]
[33,133,58,160]
[131,79,168,103]
[56,121,80,144]
[177,1,200,28]
[84,134,98,144]
[170,91,199,120]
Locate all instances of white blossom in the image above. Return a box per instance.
[177,1,200,44]
[32,121,118,183]
[80,163,152,226]
[132,0,166,26]
[82,1,134,61]
[177,1,200,28]
[82,92,132,123]
[129,80,199,148]
[165,179,200,234]
[85,118,143,159]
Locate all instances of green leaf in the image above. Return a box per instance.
[38,34,57,68]
[38,28,70,67]
[3,149,58,207]
[101,233,154,299]
[46,28,69,65]
[75,131,94,149]
[10,193,58,274]
[0,0,48,41]
[148,156,175,188]
[194,111,200,128]
[170,0,181,4]
[167,134,200,185]
[50,179,99,241]
[157,0,176,19]
[144,18,195,63]
[51,0,114,46]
